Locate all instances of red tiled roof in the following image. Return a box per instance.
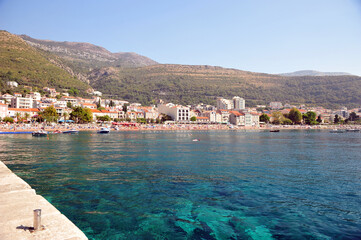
[8,108,39,112]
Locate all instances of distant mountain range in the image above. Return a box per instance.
[1,30,361,108]
[20,34,158,68]
[279,70,353,77]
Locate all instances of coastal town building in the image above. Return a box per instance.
[10,97,33,109]
[0,102,8,119]
[269,102,283,109]
[158,103,190,122]
[6,81,18,88]
[0,93,14,105]
[217,97,233,110]
[233,96,246,110]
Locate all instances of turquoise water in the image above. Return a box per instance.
[1,130,361,239]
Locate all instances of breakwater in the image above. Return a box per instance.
[0,161,87,240]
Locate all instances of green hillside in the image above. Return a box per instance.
[0,31,90,93]
[1,30,360,108]
[88,64,361,108]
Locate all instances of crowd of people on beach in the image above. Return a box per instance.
[1,121,360,133]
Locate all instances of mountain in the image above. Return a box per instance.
[88,64,361,108]
[1,31,361,108]
[0,30,91,93]
[279,70,352,77]
[19,34,158,70]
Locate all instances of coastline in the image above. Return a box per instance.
[1,123,360,133]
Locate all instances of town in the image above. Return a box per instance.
[0,80,360,128]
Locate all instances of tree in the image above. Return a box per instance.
[136,118,146,124]
[348,112,359,122]
[271,111,286,125]
[190,116,197,122]
[3,116,14,123]
[70,107,93,123]
[161,114,173,123]
[334,114,340,124]
[24,113,30,122]
[282,118,293,125]
[67,101,72,109]
[96,99,102,109]
[97,115,111,122]
[303,111,316,125]
[316,115,322,123]
[122,104,128,113]
[259,113,270,123]
[288,108,302,124]
[42,105,58,122]
[109,100,115,107]
[15,112,21,122]
[63,112,69,121]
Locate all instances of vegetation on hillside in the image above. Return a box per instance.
[88,64,361,108]
[2,31,360,109]
[0,31,90,94]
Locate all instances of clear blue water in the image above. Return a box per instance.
[1,130,361,239]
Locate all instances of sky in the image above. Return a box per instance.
[1,0,361,75]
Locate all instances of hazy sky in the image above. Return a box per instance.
[1,0,361,75]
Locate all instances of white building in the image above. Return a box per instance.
[0,103,8,119]
[217,97,233,110]
[27,92,41,101]
[233,96,245,110]
[0,94,14,105]
[269,102,283,109]
[11,97,33,109]
[6,81,18,88]
[158,103,190,122]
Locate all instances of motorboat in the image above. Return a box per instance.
[330,129,344,133]
[97,127,110,134]
[345,129,360,132]
[32,130,48,137]
[270,129,280,132]
[192,139,200,142]
[63,129,79,134]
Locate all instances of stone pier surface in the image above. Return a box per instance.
[0,161,88,240]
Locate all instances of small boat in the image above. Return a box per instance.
[32,130,48,137]
[52,130,62,134]
[192,139,200,142]
[97,127,110,134]
[63,129,79,134]
[345,129,360,132]
[270,129,280,132]
[330,129,344,133]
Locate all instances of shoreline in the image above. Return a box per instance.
[1,123,360,133]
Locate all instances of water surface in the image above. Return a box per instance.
[1,130,361,239]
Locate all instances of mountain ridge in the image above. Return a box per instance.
[19,34,158,68]
[1,30,361,108]
[279,70,353,77]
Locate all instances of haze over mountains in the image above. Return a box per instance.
[279,70,353,77]
[1,30,361,108]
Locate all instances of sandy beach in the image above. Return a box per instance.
[1,123,360,133]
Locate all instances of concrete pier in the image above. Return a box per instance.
[0,161,88,240]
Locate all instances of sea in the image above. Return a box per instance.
[1,130,361,239]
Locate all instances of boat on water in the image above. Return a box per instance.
[32,130,48,137]
[63,129,79,134]
[97,127,110,134]
[330,129,344,133]
[345,129,360,132]
[192,139,200,142]
[270,129,280,132]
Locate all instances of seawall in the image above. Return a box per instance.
[0,161,88,240]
